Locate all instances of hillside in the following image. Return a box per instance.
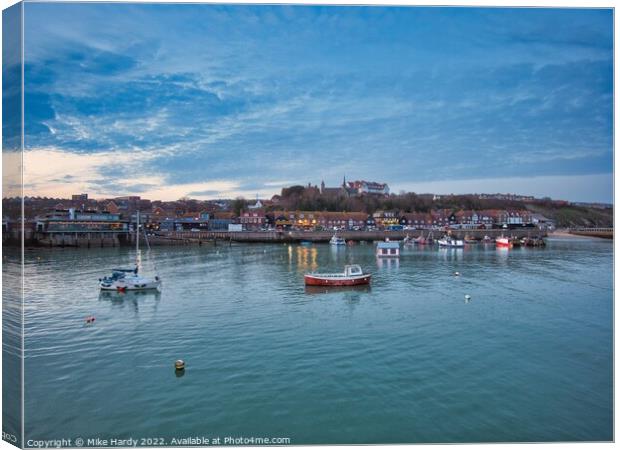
[526,204,613,228]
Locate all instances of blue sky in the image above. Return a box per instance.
[20,4,613,202]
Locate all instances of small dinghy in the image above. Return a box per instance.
[304,264,371,286]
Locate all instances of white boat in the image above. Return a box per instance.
[329,234,346,246]
[437,236,464,248]
[99,211,161,291]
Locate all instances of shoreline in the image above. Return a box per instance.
[547,230,613,240]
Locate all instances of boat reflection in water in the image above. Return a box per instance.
[304,284,371,295]
[99,289,161,312]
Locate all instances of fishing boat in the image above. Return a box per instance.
[304,264,371,286]
[329,234,346,246]
[521,236,546,247]
[415,231,434,245]
[99,211,161,291]
[437,236,464,248]
[495,236,511,247]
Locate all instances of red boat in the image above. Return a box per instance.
[496,236,511,247]
[304,264,371,286]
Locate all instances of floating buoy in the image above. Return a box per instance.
[454,272,460,277]
[85,316,96,324]
[117,286,126,293]
[464,294,471,302]
[175,359,185,371]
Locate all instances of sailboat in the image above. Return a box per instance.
[99,211,162,291]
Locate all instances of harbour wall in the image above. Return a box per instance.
[8,228,553,248]
[568,228,613,239]
[145,228,547,245]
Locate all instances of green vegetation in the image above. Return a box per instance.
[526,204,613,228]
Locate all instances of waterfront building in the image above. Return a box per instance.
[317,212,367,230]
[158,212,210,232]
[530,213,556,230]
[499,210,532,226]
[208,212,235,231]
[36,209,128,233]
[401,212,433,228]
[372,210,400,229]
[240,209,266,230]
[34,208,129,246]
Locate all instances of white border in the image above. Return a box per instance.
[0,2,616,450]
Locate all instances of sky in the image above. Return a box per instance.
[14,3,614,202]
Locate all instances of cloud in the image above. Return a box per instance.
[19,4,614,202]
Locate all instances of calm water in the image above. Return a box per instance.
[13,237,613,444]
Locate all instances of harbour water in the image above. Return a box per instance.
[12,237,613,444]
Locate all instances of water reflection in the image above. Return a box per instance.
[304,284,371,295]
[99,289,161,313]
[376,257,399,270]
[296,246,318,271]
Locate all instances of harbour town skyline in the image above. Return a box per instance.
[13,4,612,203]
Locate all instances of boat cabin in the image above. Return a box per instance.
[344,265,363,276]
[376,241,400,258]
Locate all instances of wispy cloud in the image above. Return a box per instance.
[20,4,613,202]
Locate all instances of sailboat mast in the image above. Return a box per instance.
[136,210,140,254]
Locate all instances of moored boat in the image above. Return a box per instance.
[438,236,464,248]
[304,264,371,286]
[495,236,511,247]
[329,234,346,246]
[99,211,161,291]
[521,236,546,247]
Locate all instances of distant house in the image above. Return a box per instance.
[530,213,555,230]
[105,201,120,215]
[248,199,263,210]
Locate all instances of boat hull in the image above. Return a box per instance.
[100,279,161,291]
[304,274,371,286]
[495,238,511,247]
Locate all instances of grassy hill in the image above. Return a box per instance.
[526,204,613,228]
